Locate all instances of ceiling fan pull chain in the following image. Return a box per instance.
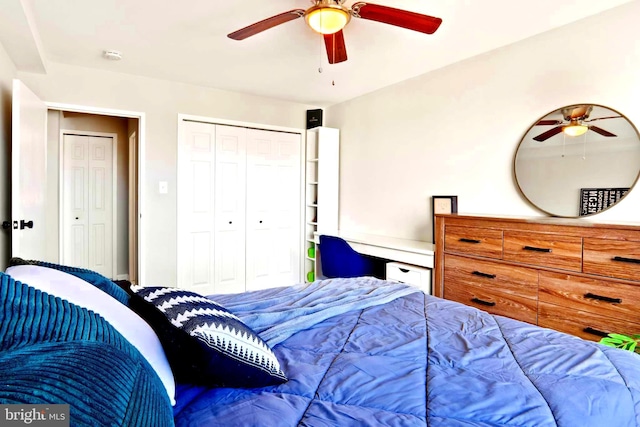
[318,25,323,74]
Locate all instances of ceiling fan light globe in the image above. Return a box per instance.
[563,124,589,137]
[305,6,350,35]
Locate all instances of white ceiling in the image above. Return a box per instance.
[1,0,635,107]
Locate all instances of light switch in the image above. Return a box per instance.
[159,181,168,194]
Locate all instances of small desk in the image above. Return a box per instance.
[314,231,435,268]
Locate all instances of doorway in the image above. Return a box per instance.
[10,80,145,283]
[48,107,143,283]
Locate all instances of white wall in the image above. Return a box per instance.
[4,1,640,281]
[326,1,640,241]
[17,63,316,285]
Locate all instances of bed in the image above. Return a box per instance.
[2,261,640,426]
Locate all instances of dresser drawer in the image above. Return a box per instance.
[539,271,640,323]
[444,254,538,299]
[503,231,582,272]
[445,280,537,324]
[444,225,503,259]
[538,302,640,341]
[583,238,640,282]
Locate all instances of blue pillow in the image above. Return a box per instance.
[9,257,129,306]
[0,341,173,427]
[0,272,173,426]
[129,286,287,388]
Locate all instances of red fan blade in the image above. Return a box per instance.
[228,9,305,40]
[324,30,348,64]
[351,2,442,34]
[533,126,563,142]
[589,126,617,137]
[536,120,563,126]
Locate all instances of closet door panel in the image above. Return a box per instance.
[179,122,216,295]
[245,129,301,290]
[214,125,247,294]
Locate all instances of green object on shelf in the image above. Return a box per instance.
[306,271,315,282]
[308,247,315,259]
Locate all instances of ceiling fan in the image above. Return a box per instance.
[533,105,620,142]
[227,0,443,64]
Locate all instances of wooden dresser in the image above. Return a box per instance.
[433,214,640,341]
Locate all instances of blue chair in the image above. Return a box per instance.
[318,235,382,279]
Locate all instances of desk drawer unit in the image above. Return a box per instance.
[386,262,431,294]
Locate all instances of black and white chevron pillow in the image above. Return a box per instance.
[129,286,287,388]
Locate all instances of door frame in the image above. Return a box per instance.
[176,113,306,287]
[59,130,118,279]
[128,131,138,283]
[48,102,146,284]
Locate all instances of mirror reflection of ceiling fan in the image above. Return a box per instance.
[227,0,443,64]
[533,105,621,142]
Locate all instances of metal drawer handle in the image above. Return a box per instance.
[612,256,640,264]
[399,268,410,273]
[523,245,551,253]
[471,297,496,307]
[472,271,496,279]
[459,238,481,244]
[584,292,622,304]
[583,327,609,338]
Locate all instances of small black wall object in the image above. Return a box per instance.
[306,109,323,129]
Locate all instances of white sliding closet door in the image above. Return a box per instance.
[245,129,301,290]
[179,120,301,295]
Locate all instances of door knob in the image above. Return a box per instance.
[1,221,10,230]
[19,220,34,230]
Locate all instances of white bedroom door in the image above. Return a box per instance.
[245,129,301,290]
[61,133,115,278]
[11,79,48,261]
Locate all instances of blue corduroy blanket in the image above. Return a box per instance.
[209,277,420,346]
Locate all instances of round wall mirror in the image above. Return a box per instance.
[514,104,640,217]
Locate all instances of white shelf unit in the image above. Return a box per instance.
[304,127,339,282]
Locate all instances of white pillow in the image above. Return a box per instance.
[5,265,176,406]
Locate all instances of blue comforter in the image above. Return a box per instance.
[173,278,640,426]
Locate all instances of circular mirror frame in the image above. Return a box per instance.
[514,104,640,218]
